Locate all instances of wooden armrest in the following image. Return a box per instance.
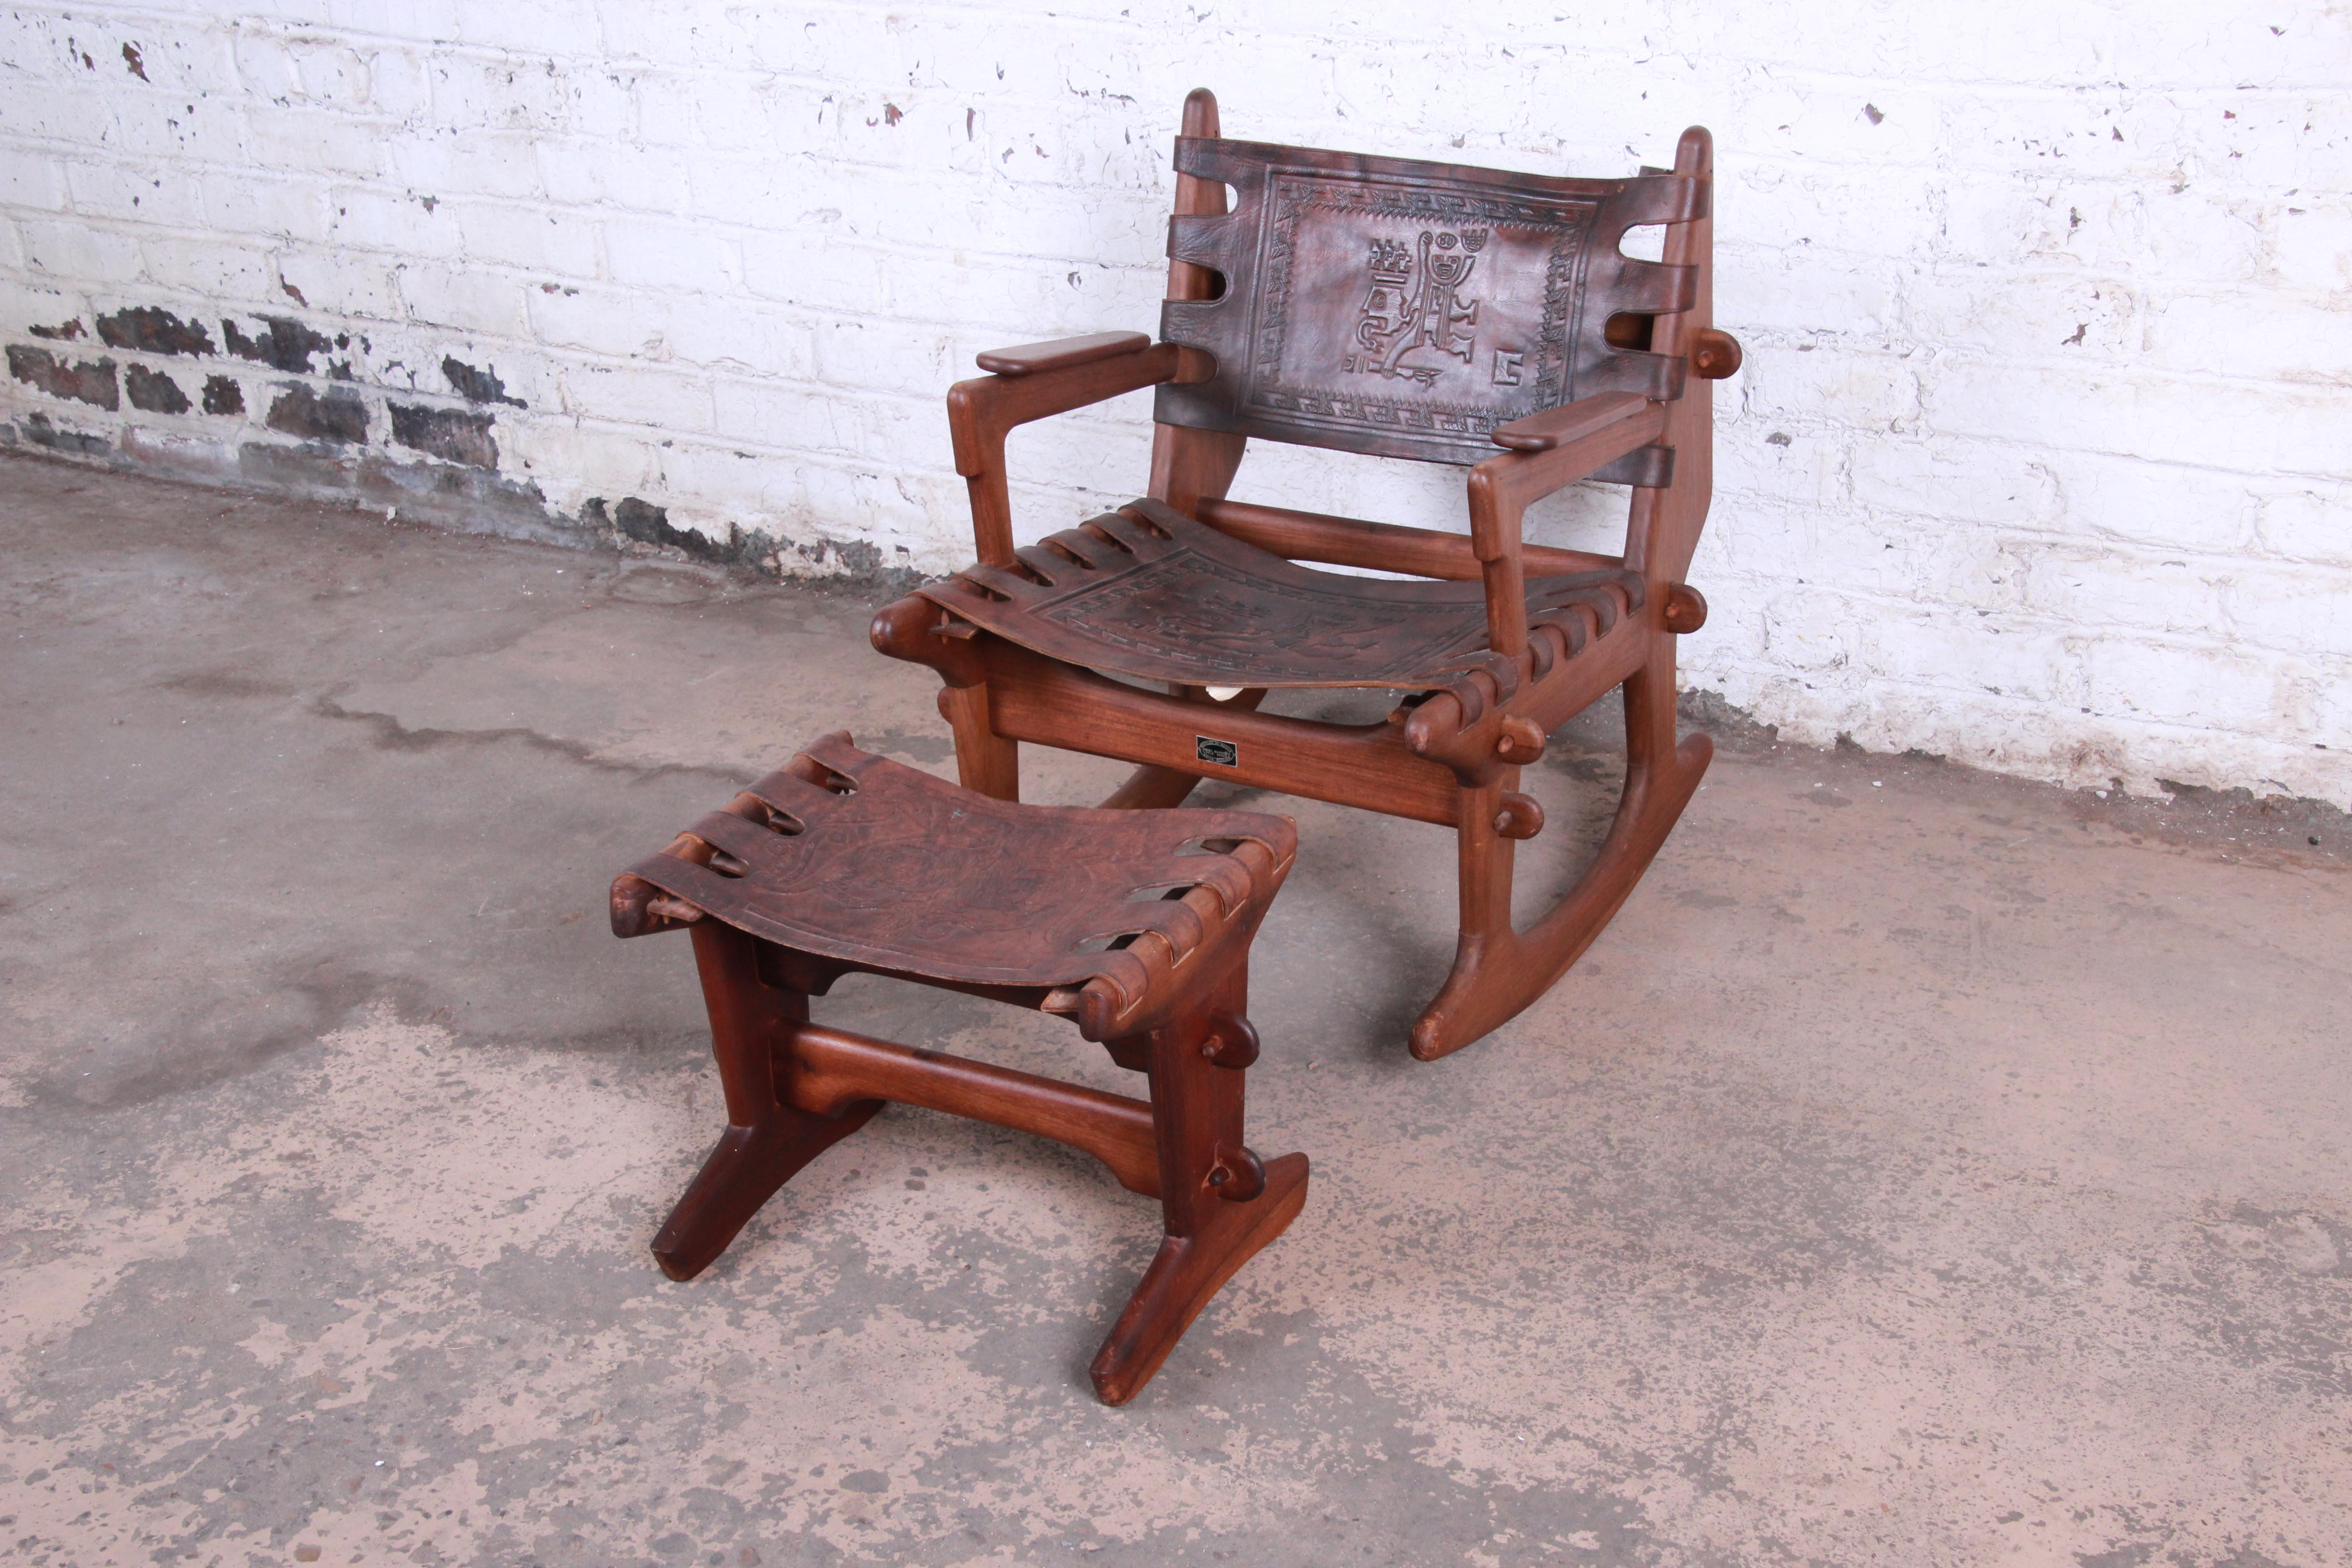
[975,331,1153,377]
[948,342,1182,478]
[1491,391,1654,452]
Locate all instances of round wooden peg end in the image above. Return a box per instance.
[1494,792,1545,841]
[1201,1013,1260,1069]
[1210,1143,1267,1203]
[1690,328,1744,380]
[1663,583,1709,635]
[1494,714,1547,763]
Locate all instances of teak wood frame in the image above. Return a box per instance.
[649,922,1306,1406]
[874,89,1738,1061]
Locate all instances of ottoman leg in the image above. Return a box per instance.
[1091,965,1309,1405]
[653,922,880,1282]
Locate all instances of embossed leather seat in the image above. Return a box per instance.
[921,497,1646,692]
[874,88,1741,1061]
[613,731,1294,1040]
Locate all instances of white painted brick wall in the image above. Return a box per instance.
[2,2,2347,808]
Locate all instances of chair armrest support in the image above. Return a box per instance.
[1467,395,1669,557]
[948,338,1186,564]
[975,331,1153,376]
[1464,393,1670,657]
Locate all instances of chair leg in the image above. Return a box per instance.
[1409,637,1712,1061]
[652,923,881,1281]
[1090,965,1309,1405]
[941,681,1019,802]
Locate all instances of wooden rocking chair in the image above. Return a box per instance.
[873,89,1741,1060]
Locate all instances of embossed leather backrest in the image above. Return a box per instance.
[1155,138,1705,466]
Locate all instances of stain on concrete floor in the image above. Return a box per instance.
[2,455,2347,1567]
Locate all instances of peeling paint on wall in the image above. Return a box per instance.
[8,346,118,409]
[441,357,526,408]
[96,305,213,357]
[388,402,497,468]
[124,363,190,414]
[223,316,334,376]
[265,384,368,445]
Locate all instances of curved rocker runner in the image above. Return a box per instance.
[874,88,1741,1059]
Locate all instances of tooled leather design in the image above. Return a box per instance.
[615,735,1295,1012]
[1156,137,1699,466]
[918,497,1643,690]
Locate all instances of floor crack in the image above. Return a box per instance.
[309,693,751,783]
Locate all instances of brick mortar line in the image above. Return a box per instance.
[1681,570,2352,640]
[5,114,2333,196]
[7,198,2332,304]
[0,389,982,496]
[33,2,2341,101]
[8,137,2334,219]
[7,306,2340,470]
[10,54,2343,132]
[13,233,2346,378]
[3,193,1212,278]
[17,0,2347,101]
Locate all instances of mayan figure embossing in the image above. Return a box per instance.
[1346,228,1487,386]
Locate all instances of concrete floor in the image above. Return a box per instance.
[2,453,2348,1568]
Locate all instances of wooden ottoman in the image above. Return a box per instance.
[610,732,1307,1404]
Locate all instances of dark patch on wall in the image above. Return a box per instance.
[16,412,112,456]
[122,42,147,79]
[574,496,913,589]
[1678,687,1781,751]
[125,364,191,415]
[441,357,525,408]
[388,403,497,469]
[232,443,569,545]
[28,319,86,341]
[97,305,214,356]
[9,345,120,409]
[2150,777,2351,855]
[224,315,332,374]
[805,537,886,576]
[265,384,367,444]
[7,380,916,593]
[585,495,702,557]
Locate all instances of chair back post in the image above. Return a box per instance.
[1150,88,1250,516]
[1623,127,1715,592]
